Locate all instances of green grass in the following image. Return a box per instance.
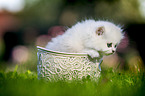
[0,66,145,96]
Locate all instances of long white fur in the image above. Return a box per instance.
[46,19,124,58]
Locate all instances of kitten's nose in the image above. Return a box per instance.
[112,50,115,53]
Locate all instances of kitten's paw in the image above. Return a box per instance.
[82,50,99,58]
[88,51,99,58]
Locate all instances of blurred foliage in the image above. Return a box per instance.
[16,0,144,29]
[18,0,64,28]
[94,0,143,24]
[0,39,5,61]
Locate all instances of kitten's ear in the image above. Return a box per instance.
[96,26,105,36]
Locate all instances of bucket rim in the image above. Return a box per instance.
[37,46,88,56]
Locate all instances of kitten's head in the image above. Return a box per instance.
[95,21,124,55]
[82,20,124,56]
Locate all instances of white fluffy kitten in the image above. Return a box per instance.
[46,19,124,59]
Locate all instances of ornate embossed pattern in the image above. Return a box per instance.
[37,46,101,81]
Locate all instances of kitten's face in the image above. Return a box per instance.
[95,40,120,56]
[94,21,124,56]
[101,42,119,55]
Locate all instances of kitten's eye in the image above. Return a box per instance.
[115,44,117,48]
[107,43,112,48]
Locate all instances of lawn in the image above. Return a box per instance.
[0,65,145,96]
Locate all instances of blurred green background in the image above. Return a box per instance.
[1,0,145,96]
[0,0,145,73]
